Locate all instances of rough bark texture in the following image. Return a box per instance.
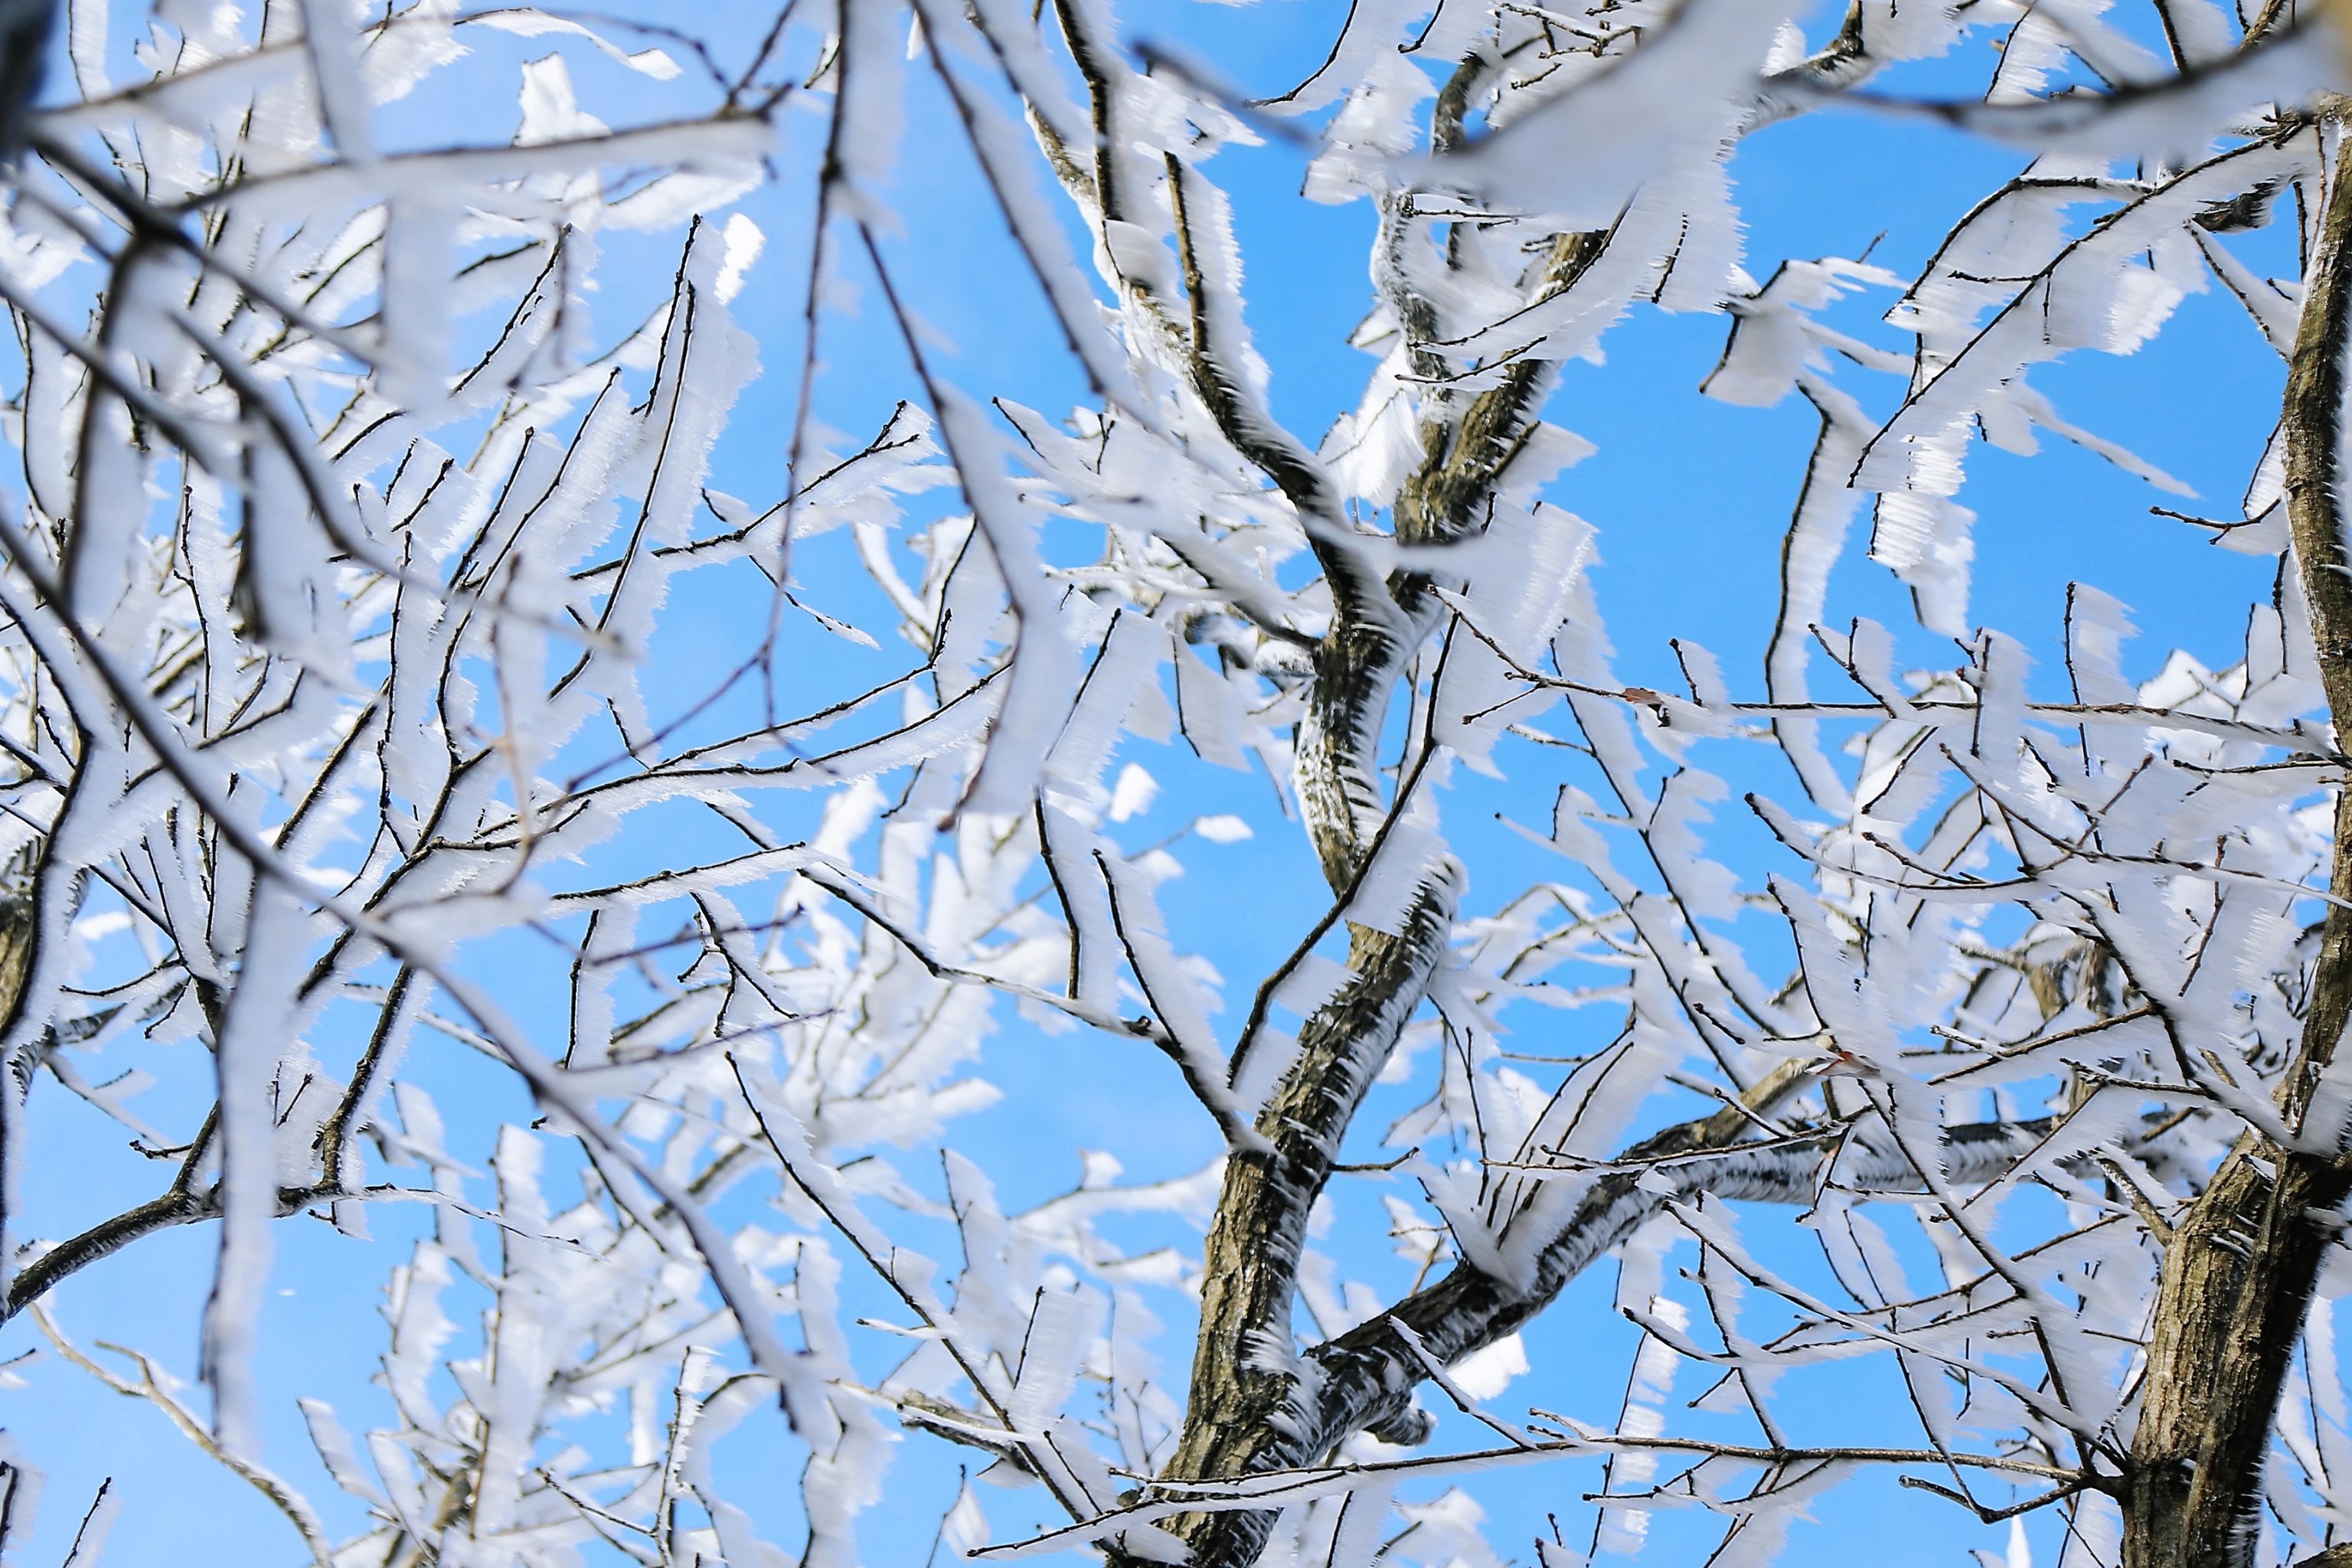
[2129,1141,2351,1566]
[1159,1066,1818,1568]
[1122,200,1615,1568]
[1141,1074,2056,1568]
[0,880,30,1039]
[2121,128,2352,1568]
[1152,893,1460,1544]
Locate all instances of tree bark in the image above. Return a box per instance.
[1124,1075,2059,1567]
[1150,897,1460,1556]
[2121,125,2352,1568]
[1123,211,1616,1568]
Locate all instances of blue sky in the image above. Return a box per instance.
[0,1,2310,1563]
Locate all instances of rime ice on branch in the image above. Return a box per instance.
[0,1,2347,1566]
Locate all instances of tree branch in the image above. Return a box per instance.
[2123,121,2352,1568]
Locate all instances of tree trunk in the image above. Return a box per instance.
[2122,124,2352,1567]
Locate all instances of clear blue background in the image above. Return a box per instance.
[0,1,2302,1563]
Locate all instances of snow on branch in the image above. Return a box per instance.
[3,1,2350,1566]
